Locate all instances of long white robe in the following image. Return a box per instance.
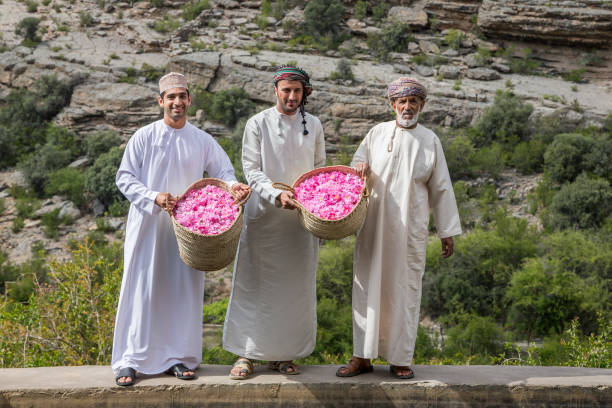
[112,119,237,374]
[223,107,326,360]
[351,121,461,366]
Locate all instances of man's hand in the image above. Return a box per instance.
[354,162,369,178]
[278,191,298,210]
[441,237,454,258]
[155,192,177,215]
[232,183,251,202]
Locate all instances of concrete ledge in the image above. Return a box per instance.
[1,365,611,407]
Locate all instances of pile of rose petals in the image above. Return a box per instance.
[294,171,364,220]
[173,185,239,235]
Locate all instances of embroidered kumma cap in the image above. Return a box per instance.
[387,77,427,101]
[159,72,188,94]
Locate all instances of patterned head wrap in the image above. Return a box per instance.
[273,65,313,135]
[387,77,427,101]
[273,66,313,96]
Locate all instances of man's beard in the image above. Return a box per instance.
[396,108,419,128]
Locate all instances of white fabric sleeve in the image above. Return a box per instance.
[428,136,462,239]
[203,133,238,188]
[242,118,284,205]
[351,128,371,166]
[314,118,326,168]
[115,131,160,216]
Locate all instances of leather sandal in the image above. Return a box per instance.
[165,363,196,380]
[268,361,300,375]
[115,367,136,386]
[389,365,415,379]
[336,357,373,377]
[230,358,253,380]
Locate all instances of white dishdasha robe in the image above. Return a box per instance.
[112,120,237,374]
[351,121,461,366]
[223,107,326,360]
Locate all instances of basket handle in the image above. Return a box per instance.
[233,188,252,207]
[362,175,370,198]
[272,182,295,194]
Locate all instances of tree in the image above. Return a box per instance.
[550,174,612,230]
[304,0,345,38]
[15,17,41,46]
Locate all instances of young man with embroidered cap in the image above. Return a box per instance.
[222,66,326,379]
[336,77,461,379]
[112,72,250,386]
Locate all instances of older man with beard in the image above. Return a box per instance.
[112,72,249,386]
[336,77,462,379]
[223,66,326,379]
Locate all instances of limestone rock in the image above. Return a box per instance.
[478,0,612,46]
[439,65,461,79]
[424,0,481,31]
[419,40,440,54]
[466,67,500,80]
[413,64,435,77]
[388,7,428,28]
[55,82,158,136]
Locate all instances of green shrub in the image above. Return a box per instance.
[153,14,180,33]
[506,258,591,338]
[41,208,62,239]
[329,59,355,81]
[86,130,122,160]
[11,217,24,233]
[510,137,547,174]
[0,240,122,367]
[304,0,344,38]
[85,146,125,208]
[317,238,354,305]
[423,213,538,321]
[15,17,41,46]
[150,0,163,7]
[371,2,388,22]
[562,68,586,83]
[203,298,228,324]
[46,167,87,207]
[470,90,533,148]
[444,314,505,358]
[20,143,72,194]
[189,87,255,127]
[562,314,612,368]
[45,125,83,160]
[181,0,209,21]
[444,29,465,50]
[549,174,612,230]
[367,22,414,60]
[354,0,367,20]
[79,11,94,27]
[25,0,38,12]
[141,63,165,82]
[497,47,541,75]
[544,133,595,184]
[442,133,475,179]
[0,76,74,169]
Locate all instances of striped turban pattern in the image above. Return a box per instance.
[387,77,427,100]
[273,66,313,96]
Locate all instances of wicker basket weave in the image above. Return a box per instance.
[171,178,249,272]
[273,165,369,240]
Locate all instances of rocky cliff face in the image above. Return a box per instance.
[478,0,612,46]
[0,0,610,265]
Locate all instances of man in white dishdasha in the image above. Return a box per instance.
[337,77,461,379]
[223,66,326,379]
[112,72,249,386]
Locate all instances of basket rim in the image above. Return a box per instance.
[292,165,368,224]
[171,177,244,238]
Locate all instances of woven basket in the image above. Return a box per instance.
[273,165,369,240]
[171,178,249,272]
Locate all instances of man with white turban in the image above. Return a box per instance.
[336,77,461,379]
[112,72,249,386]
